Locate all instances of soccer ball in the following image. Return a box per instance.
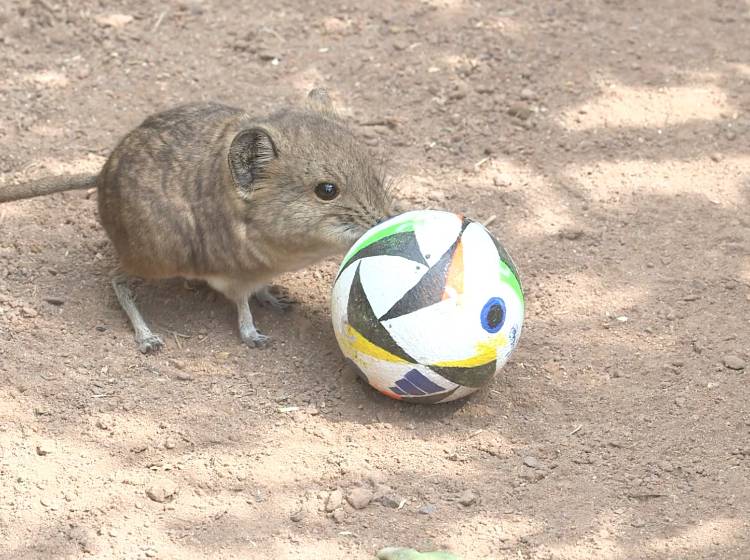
[331,209,524,403]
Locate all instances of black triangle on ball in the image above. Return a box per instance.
[347,263,416,363]
[336,230,428,281]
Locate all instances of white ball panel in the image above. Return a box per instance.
[359,255,429,319]
[413,211,463,267]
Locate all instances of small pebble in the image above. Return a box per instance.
[458,490,477,506]
[96,415,114,431]
[290,509,305,522]
[520,470,547,482]
[418,504,436,515]
[723,355,745,371]
[94,13,134,28]
[347,487,373,510]
[520,88,536,100]
[322,16,348,35]
[507,102,532,120]
[657,460,674,472]
[169,359,186,370]
[325,489,343,512]
[177,0,205,14]
[379,494,404,509]
[561,228,584,240]
[36,442,54,456]
[492,175,510,187]
[164,437,177,450]
[523,456,543,469]
[174,371,194,381]
[44,297,65,306]
[21,306,38,318]
[146,478,178,503]
[332,508,347,523]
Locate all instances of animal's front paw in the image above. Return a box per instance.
[254,286,296,311]
[240,327,270,348]
[138,334,164,354]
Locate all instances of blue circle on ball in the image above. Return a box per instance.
[480,297,506,333]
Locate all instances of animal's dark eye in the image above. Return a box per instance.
[480,297,506,333]
[315,182,338,201]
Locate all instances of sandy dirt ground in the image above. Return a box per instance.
[1,0,749,558]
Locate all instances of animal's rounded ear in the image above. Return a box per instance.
[307,88,336,116]
[228,127,277,195]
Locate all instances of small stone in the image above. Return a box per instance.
[448,82,469,100]
[169,359,186,370]
[145,549,157,558]
[379,494,404,509]
[493,175,510,187]
[96,415,114,431]
[215,351,230,362]
[507,102,532,120]
[520,88,536,100]
[723,355,745,371]
[631,519,646,528]
[561,228,584,240]
[418,504,436,515]
[290,509,305,522]
[710,153,722,163]
[520,470,547,482]
[322,16,349,35]
[458,490,477,506]
[347,487,373,510]
[21,306,38,318]
[332,508,347,523]
[146,478,178,503]
[36,442,54,456]
[174,371,193,381]
[523,456,543,469]
[371,483,391,500]
[426,190,446,202]
[44,297,65,306]
[657,460,674,472]
[164,437,177,450]
[177,0,205,14]
[94,14,134,28]
[325,488,343,512]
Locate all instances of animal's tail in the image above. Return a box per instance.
[0,173,98,204]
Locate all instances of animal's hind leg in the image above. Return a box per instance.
[111,273,164,354]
